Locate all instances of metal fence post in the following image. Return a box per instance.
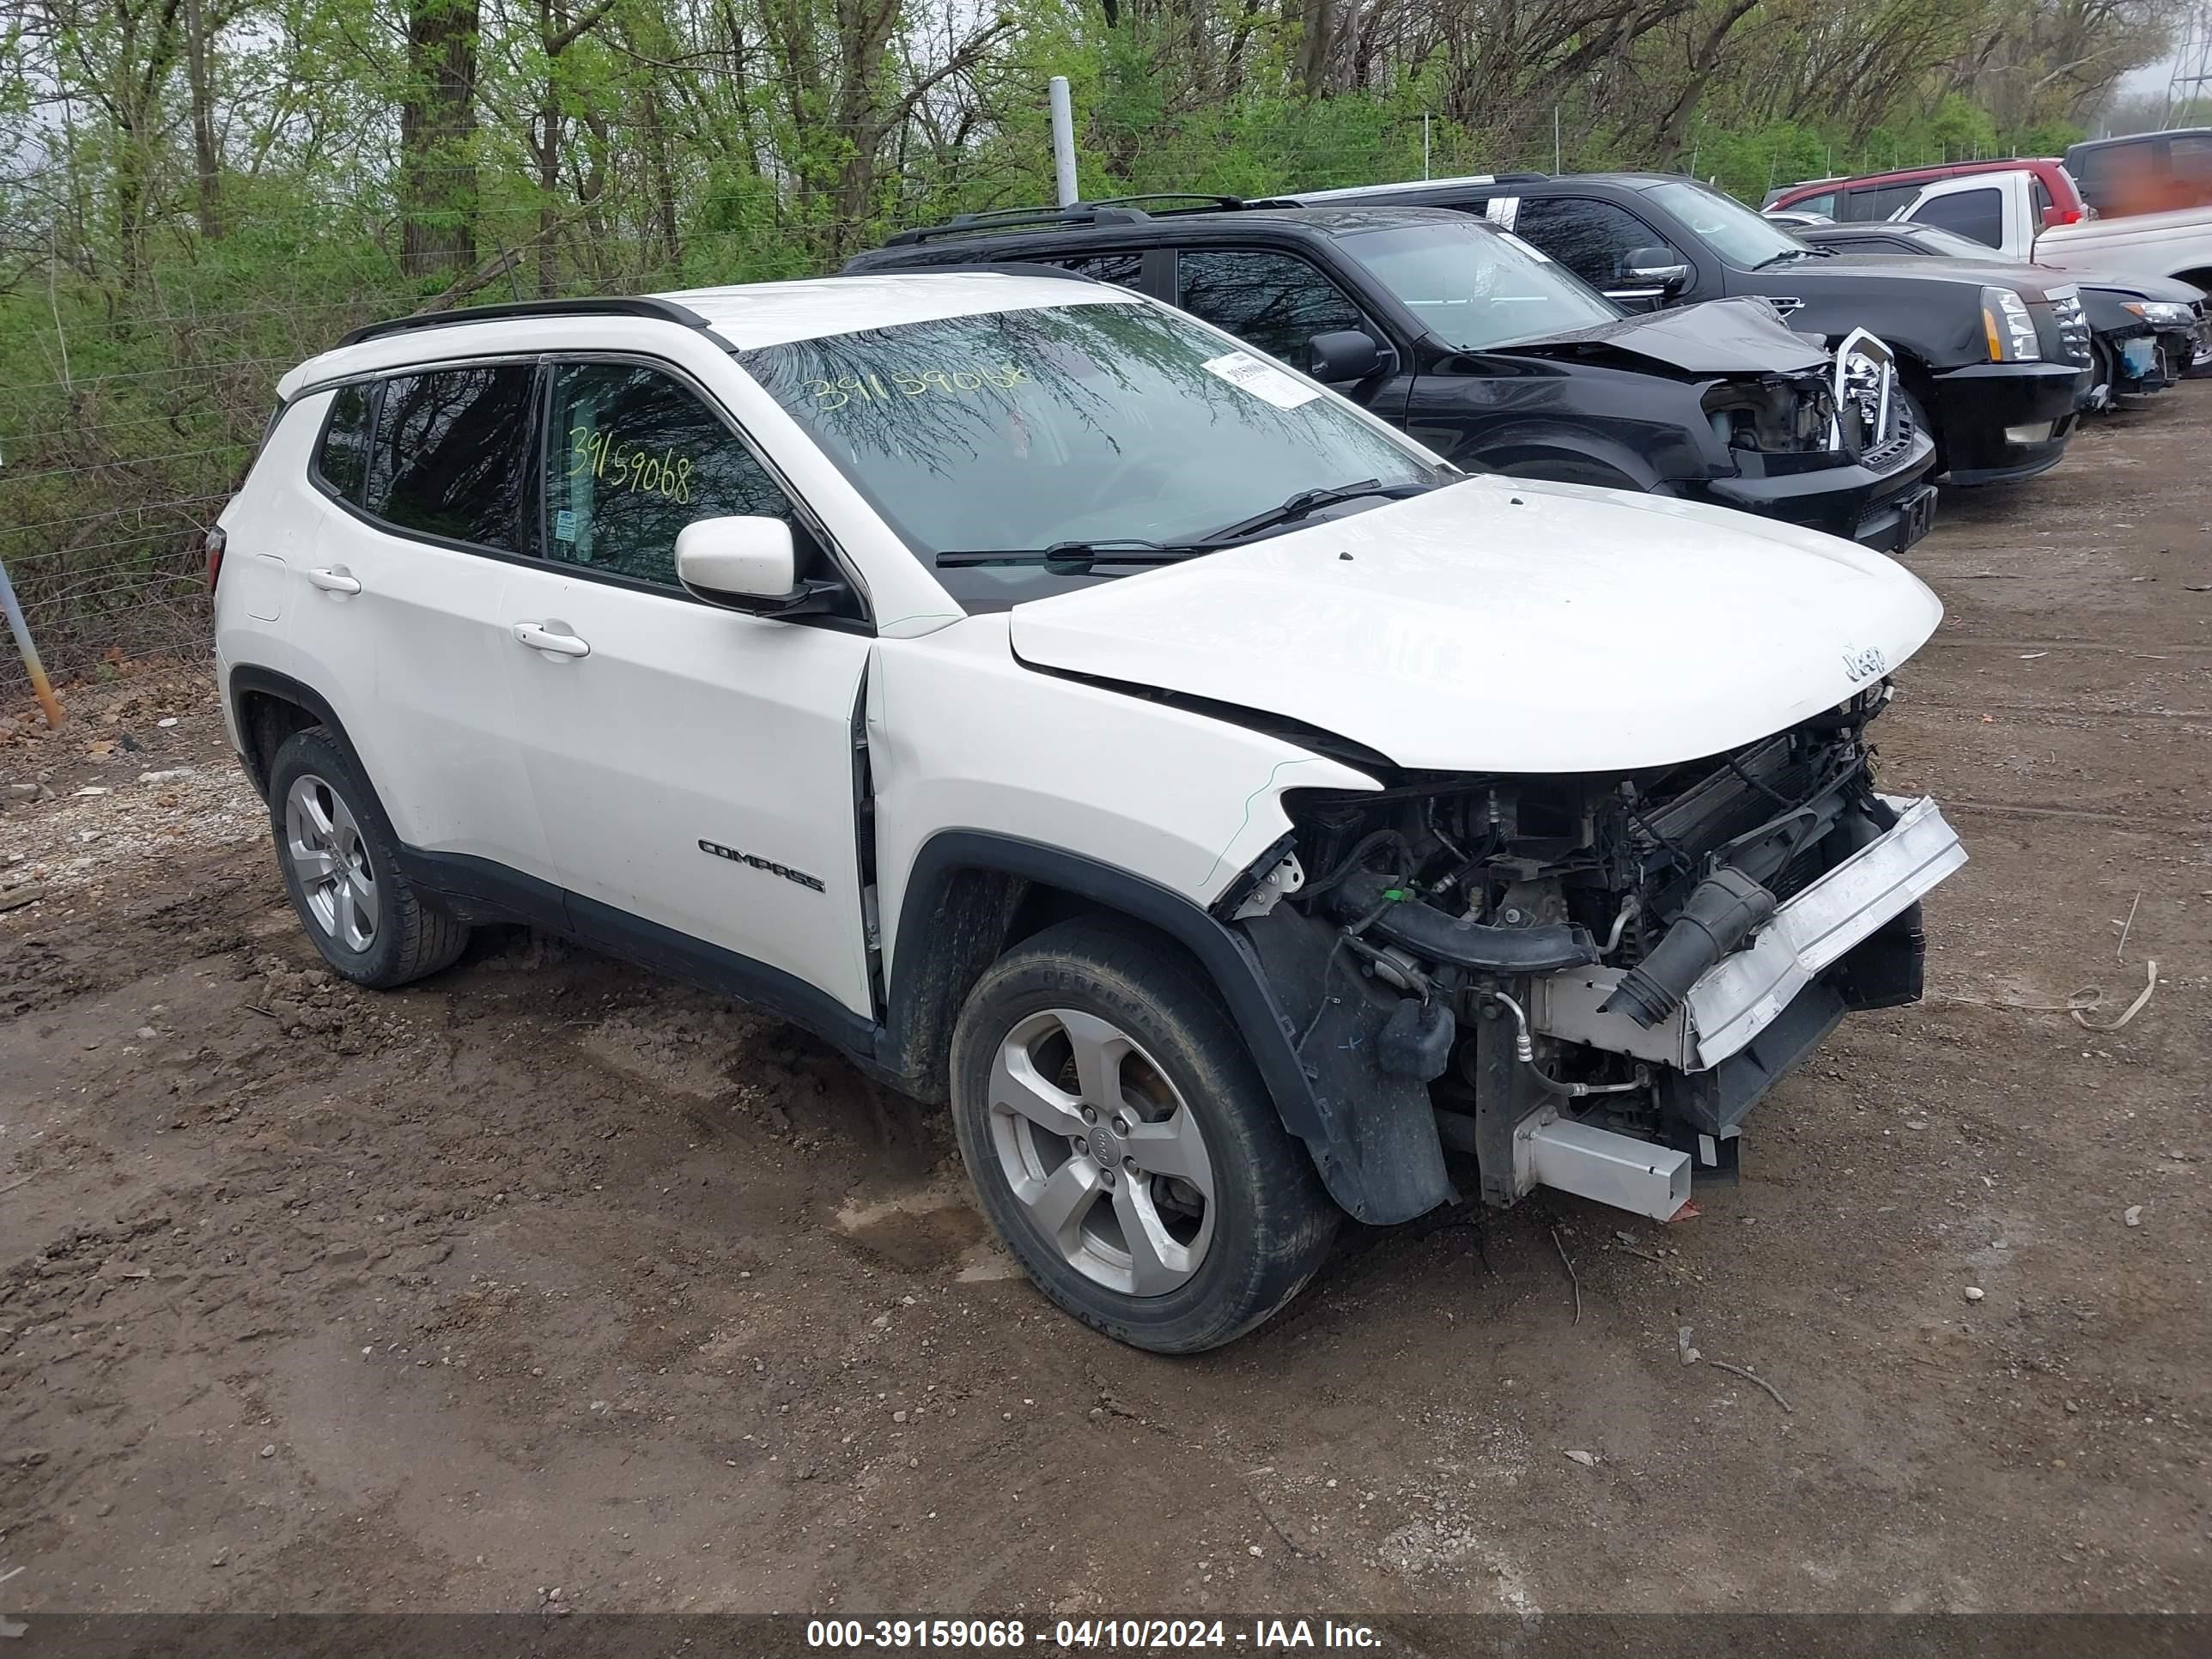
[0,556,64,727]
[1049,76,1079,208]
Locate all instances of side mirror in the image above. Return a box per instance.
[676,515,844,617]
[1619,247,1690,293]
[1308,330,1385,383]
[677,515,794,601]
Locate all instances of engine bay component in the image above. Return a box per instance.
[1599,866,1777,1028]
[1334,867,1598,975]
[1227,682,1960,1226]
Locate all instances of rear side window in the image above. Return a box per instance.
[2032,177,2055,222]
[365,366,538,551]
[314,383,374,504]
[1176,249,1368,366]
[1787,191,1838,217]
[1910,187,2003,248]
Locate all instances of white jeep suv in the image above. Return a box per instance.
[212,271,1965,1352]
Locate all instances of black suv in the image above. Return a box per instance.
[1288,173,2090,486]
[1790,220,2209,401]
[848,198,1940,552]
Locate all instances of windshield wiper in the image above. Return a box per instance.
[1755,246,1827,268]
[933,538,1214,572]
[1200,478,1433,544]
[933,480,1438,573]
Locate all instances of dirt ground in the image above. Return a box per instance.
[3,388,2209,1626]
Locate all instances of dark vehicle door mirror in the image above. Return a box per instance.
[1308,329,1385,383]
[1608,248,1690,302]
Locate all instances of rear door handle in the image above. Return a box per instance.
[513,621,591,659]
[306,566,362,595]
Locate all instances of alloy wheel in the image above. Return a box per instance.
[283,772,380,953]
[985,1007,1217,1296]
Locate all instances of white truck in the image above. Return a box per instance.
[210,271,1966,1352]
[1883,167,2212,289]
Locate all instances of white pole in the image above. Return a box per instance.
[1553,106,1561,173]
[1423,112,1431,179]
[1048,76,1079,207]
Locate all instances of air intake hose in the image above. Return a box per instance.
[1600,866,1777,1029]
[1335,870,1598,975]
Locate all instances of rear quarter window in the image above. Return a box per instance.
[313,383,374,504]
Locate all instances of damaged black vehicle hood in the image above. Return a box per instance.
[1494,296,1827,375]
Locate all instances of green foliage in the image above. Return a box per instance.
[0,0,2170,677]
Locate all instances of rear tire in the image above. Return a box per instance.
[265,726,470,989]
[949,919,1338,1352]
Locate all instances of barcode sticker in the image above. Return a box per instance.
[1202,351,1322,410]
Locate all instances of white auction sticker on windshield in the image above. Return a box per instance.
[1202,350,1322,410]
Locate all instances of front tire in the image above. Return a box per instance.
[265,726,469,988]
[949,919,1339,1352]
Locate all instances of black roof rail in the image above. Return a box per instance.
[883,193,1255,248]
[842,259,1102,284]
[336,295,711,349]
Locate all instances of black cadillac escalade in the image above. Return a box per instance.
[846,198,1941,551]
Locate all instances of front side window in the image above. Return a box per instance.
[1910,187,2003,249]
[365,366,536,551]
[1339,220,1620,350]
[1511,198,1680,289]
[740,297,1443,609]
[1175,249,1370,367]
[545,362,798,588]
[315,382,374,503]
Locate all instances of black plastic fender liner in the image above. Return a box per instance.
[1601,866,1778,1029]
[887,832,1453,1224]
[1334,868,1600,975]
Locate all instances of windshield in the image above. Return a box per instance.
[1645,179,1808,268]
[1340,221,1621,350]
[743,298,1444,609]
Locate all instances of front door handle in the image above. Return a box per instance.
[513,620,591,659]
[306,566,362,595]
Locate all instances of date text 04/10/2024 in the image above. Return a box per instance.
[804,1620,1382,1650]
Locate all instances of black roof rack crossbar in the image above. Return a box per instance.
[839,259,1102,285]
[337,295,711,349]
[883,194,1258,248]
[885,204,1155,246]
[1085,193,1253,213]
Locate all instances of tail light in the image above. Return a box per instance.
[2042,206,2083,228]
[204,524,227,591]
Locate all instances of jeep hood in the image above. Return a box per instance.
[1006,476,1942,774]
[1496,296,1828,375]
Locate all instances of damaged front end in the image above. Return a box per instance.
[1214,687,1966,1225]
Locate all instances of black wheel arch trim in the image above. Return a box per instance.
[884,830,1413,1222]
[227,665,372,804]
